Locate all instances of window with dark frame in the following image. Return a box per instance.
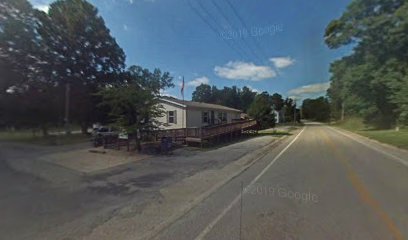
[218,112,227,122]
[202,111,209,123]
[168,111,175,123]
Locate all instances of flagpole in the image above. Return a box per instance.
[182,76,185,128]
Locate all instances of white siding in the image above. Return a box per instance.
[155,100,242,129]
[186,108,241,128]
[186,109,207,128]
[155,102,186,129]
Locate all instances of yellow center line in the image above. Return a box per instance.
[322,131,405,240]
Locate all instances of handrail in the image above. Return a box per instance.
[155,119,257,139]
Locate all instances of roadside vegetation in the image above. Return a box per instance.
[300,0,408,149]
[0,0,299,147]
[192,85,301,129]
[334,118,408,150]
[324,0,408,129]
[0,0,174,145]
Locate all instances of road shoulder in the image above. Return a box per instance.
[328,126,408,167]
[83,131,297,240]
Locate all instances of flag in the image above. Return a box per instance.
[181,76,185,100]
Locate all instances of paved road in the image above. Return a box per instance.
[153,123,408,240]
[0,133,279,239]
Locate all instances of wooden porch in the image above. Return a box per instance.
[155,119,258,146]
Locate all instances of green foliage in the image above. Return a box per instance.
[335,117,408,149]
[247,92,276,129]
[325,0,408,128]
[97,66,173,149]
[281,98,299,123]
[302,97,331,122]
[240,86,257,112]
[45,0,126,129]
[0,0,63,134]
[270,93,284,111]
[0,0,127,135]
[191,84,213,103]
[192,84,258,112]
[334,117,367,131]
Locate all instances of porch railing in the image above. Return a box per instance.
[155,119,258,141]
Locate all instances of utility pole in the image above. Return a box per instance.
[341,102,345,121]
[64,82,71,134]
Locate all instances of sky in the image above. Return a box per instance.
[30,0,352,102]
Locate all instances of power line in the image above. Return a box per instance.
[209,0,264,63]
[195,0,258,61]
[224,0,270,61]
[185,0,248,60]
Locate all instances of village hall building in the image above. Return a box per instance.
[156,97,242,129]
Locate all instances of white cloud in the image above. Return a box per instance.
[287,82,330,96]
[187,76,210,87]
[123,24,129,31]
[214,61,277,81]
[246,85,260,93]
[160,90,178,99]
[270,57,295,69]
[33,4,49,13]
[129,0,134,4]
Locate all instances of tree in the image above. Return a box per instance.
[98,66,173,151]
[325,0,408,128]
[302,97,331,122]
[219,86,241,109]
[281,98,296,123]
[240,86,256,113]
[0,0,62,134]
[270,93,284,111]
[248,92,275,129]
[43,0,126,133]
[192,84,213,103]
[192,84,258,112]
[127,65,174,95]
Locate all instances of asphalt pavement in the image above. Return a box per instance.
[152,122,408,240]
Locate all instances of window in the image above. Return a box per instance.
[217,112,223,121]
[202,111,209,123]
[168,110,176,124]
[218,112,227,122]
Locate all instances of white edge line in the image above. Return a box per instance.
[194,127,306,240]
[328,126,408,168]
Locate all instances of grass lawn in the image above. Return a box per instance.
[334,117,408,150]
[258,129,292,136]
[357,129,408,150]
[0,130,90,146]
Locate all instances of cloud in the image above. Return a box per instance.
[129,0,134,4]
[30,0,51,12]
[160,90,178,99]
[123,24,129,31]
[270,57,295,69]
[287,82,330,96]
[246,85,260,93]
[187,76,210,87]
[33,4,49,12]
[214,61,277,81]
